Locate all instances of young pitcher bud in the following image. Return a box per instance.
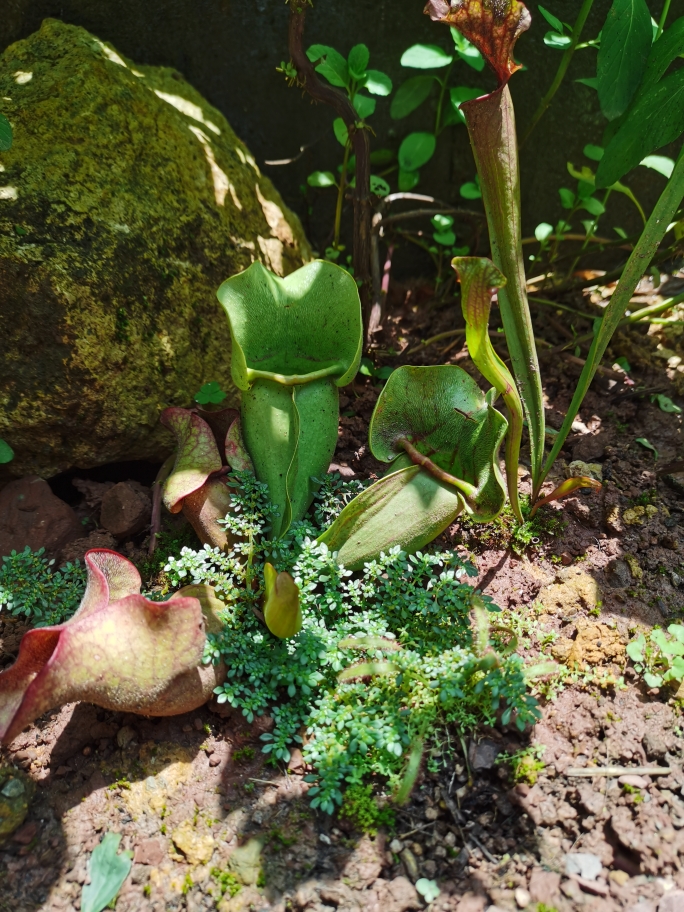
[263,563,302,639]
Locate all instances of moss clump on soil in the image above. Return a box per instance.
[0,20,311,479]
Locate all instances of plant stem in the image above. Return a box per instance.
[520,0,595,148]
[657,0,672,39]
[435,62,454,135]
[535,149,684,499]
[334,140,352,249]
[287,1,373,338]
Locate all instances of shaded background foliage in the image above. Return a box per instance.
[0,0,674,268]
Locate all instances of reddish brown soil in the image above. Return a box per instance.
[2,269,684,912]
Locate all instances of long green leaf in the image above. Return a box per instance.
[597,0,652,120]
[638,15,684,95]
[596,68,684,188]
[538,149,684,493]
[82,833,132,912]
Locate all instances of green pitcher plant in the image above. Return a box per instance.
[319,364,508,569]
[217,260,363,539]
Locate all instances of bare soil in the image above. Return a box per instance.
[2,268,684,912]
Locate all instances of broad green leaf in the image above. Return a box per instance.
[390,75,435,119]
[398,132,436,171]
[0,113,12,152]
[653,628,684,656]
[0,438,14,464]
[82,833,132,912]
[353,93,376,119]
[217,260,362,389]
[450,86,483,123]
[333,118,349,147]
[368,365,507,520]
[664,656,684,683]
[669,624,684,643]
[263,563,301,639]
[597,0,652,120]
[306,44,349,88]
[640,155,675,178]
[596,69,684,187]
[398,168,420,191]
[584,144,604,161]
[639,17,684,95]
[348,44,370,80]
[451,29,486,71]
[401,44,453,69]
[544,32,572,49]
[538,5,564,32]
[318,462,464,570]
[370,175,391,197]
[363,70,393,96]
[307,170,336,188]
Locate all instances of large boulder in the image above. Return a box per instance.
[0,20,311,481]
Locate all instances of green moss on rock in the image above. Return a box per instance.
[0,20,311,479]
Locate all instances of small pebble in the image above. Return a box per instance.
[425,807,439,821]
[193,718,204,731]
[182,724,193,733]
[82,746,92,757]
[390,839,404,853]
[319,833,331,845]
[618,775,648,789]
[444,831,456,847]
[609,870,630,886]
[411,842,424,856]
[515,887,531,909]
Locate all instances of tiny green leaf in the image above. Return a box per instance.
[333,118,349,147]
[652,393,681,414]
[363,70,393,96]
[544,32,572,49]
[460,177,482,200]
[307,171,336,188]
[640,155,675,178]
[337,661,401,681]
[398,132,436,171]
[416,879,441,904]
[635,437,658,460]
[537,5,565,32]
[390,75,435,119]
[449,86,484,123]
[451,29,486,70]
[433,230,456,246]
[306,44,349,88]
[613,356,631,372]
[194,381,227,405]
[582,196,606,217]
[575,77,599,89]
[370,175,391,197]
[558,187,575,208]
[0,439,14,464]
[263,563,302,639]
[398,168,420,191]
[347,44,370,80]
[535,222,553,243]
[81,833,133,912]
[584,144,604,162]
[353,93,376,119]
[401,44,453,69]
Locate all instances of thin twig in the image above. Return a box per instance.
[566,766,672,778]
[399,821,438,840]
[406,329,465,356]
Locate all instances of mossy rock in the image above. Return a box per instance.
[0,766,34,844]
[0,20,311,480]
